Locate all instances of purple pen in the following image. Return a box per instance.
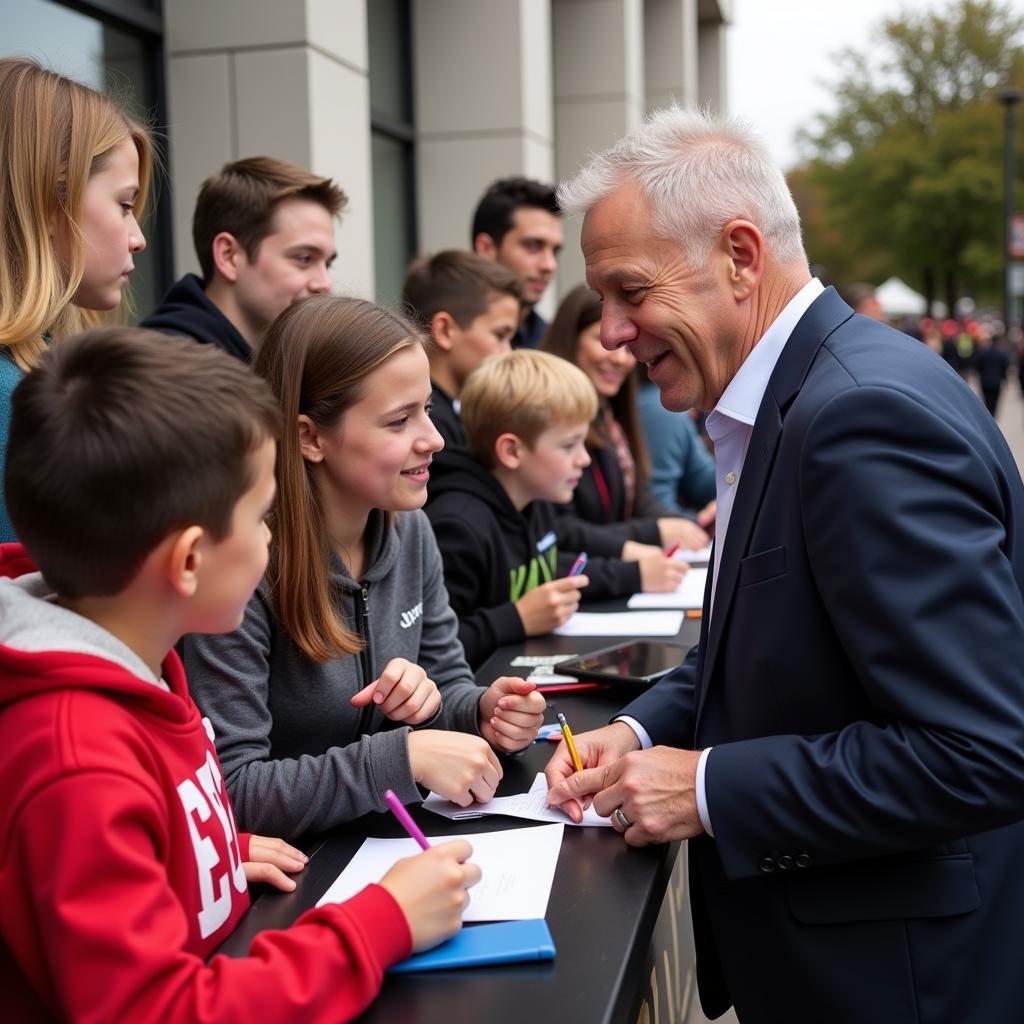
[569,552,588,577]
[384,789,431,850]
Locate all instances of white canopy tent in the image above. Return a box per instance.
[875,277,927,318]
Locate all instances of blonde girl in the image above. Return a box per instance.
[0,57,152,541]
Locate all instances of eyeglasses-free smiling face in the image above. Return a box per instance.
[232,197,337,334]
[514,420,591,505]
[582,179,745,413]
[575,319,636,398]
[305,344,444,519]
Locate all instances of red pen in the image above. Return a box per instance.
[665,542,681,558]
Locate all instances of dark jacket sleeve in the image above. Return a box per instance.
[708,385,1024,880]
[427,510,526,668]
[567,447,663,545]
[618,642,700,743]
[554,550,641,599]
[552,506,636,556]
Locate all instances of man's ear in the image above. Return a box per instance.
[298,414,325,464]
[720,219,764,302]
[473,232,498,260]
[211,231,246,284]
[166,525,205,599]
[494,432,522,470]
[430,311,459,353]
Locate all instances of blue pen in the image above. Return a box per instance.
[569,552,588,577]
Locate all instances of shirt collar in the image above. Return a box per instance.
[707,278,824,438]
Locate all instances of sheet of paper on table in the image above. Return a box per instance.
[671,544,712,563]
[553,609,685,636]
[316,823,564,921]
[423,773,613,828]
[510,653,581,667]
[627,567,708,610]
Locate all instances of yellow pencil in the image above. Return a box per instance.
[556,712,584,772]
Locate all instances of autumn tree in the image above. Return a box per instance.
[796,0,1024,312]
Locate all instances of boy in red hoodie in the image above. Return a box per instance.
[0,327,480,1022]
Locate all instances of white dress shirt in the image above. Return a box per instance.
[619,278,824,837]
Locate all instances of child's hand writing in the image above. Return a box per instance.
[479,676,545,752]
[514,575,588,635]
[379,840,481,951]
[621,540,662,561]
[657,517,710,549]
[639,555,688,592]
[350,658,441,725]
[243,834,309,892]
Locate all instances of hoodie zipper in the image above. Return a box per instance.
[354,584,374,733]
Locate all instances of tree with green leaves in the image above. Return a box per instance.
[796,0,1024,313]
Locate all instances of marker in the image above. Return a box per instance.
[568,552,588,577]
[556,712,584,772]
[384,789,430,850]
[665,542,681,559]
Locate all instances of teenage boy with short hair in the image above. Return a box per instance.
[0,327,479,1022]
[143,157,346,361]
[426,350,685,668]
[402,249,521,449]
[471,177,562,349]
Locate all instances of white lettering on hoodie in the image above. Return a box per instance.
[177,741,247,939]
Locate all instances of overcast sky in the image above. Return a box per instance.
[727,0,1024,171]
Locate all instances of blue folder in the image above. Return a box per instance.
[389,919,555,973]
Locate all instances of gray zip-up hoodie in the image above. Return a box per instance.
[182,509,485,840]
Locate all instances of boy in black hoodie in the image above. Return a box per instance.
[426,350,685,667]
[403,250,521,450]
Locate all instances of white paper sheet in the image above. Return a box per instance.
[315,824,564,921]
[553,610,685,636]
[423,773,613,828]
[627,567,708,609]
[526,670,578,685]
[671,545,712,563]
[510,653,581,667]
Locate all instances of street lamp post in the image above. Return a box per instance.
[999,87,1021,337]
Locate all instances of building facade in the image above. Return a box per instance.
[2,0,731,315]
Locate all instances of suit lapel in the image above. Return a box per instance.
[695,288,854,725]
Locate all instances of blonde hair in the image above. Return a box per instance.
[461,349,598,469]
[0,58,153,371]
[253,294,421,663]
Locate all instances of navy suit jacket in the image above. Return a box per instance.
[623,289,1024,1024]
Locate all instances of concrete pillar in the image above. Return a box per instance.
[552,0,645,293]
[413,0,555,272]
[164,0,375,298]
[697,12,729,114]
[645,0,698,113]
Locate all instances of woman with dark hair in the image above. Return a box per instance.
[542,284,710,552]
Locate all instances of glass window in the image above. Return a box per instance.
[372,132,417,308]
[368,0,417,309]
[0,0,168,318]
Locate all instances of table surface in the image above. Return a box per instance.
[217,608,702,1024]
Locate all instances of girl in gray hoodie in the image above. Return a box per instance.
[184,296,545,840]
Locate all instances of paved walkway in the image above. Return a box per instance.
[986,370,1024,471]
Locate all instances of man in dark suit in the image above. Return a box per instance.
[546,108,1024,1024]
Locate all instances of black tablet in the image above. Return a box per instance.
[554,641,689,689]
